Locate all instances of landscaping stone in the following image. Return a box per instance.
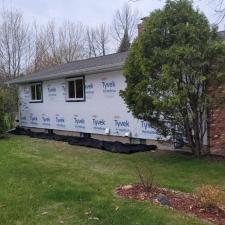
[122,185,133,190]
[154,193,171,207]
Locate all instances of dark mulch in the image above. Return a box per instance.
[116,184,225,225]
[8,127,157,154]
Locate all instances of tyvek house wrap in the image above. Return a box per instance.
[18,70,159,140]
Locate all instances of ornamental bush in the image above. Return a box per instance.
[195,185,225,212]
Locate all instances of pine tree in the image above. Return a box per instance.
[117,29,130,52]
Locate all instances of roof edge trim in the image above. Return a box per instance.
[8,62,124,84]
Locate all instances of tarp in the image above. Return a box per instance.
[9,127,157,154]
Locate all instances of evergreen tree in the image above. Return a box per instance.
[121,0,225,156]
[117,29,130,52]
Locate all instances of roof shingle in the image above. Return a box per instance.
[9,51,128,84]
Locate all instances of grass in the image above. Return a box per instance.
[0,135,225,225]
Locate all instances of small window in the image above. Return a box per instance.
[67,77,85,101]
[30,83,42,102]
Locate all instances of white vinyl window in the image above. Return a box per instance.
[66,77,85,101]
[30,83,43,102]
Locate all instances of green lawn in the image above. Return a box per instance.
[0,135,225,225]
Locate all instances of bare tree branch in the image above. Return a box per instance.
[86,27,98,58]
[85,24,110,57]
[213,0,225,23]
[112,3,140,44]
[0,9,29,78]
[95,24,110,56]
[58,21,85,62]
[28,20,86,73]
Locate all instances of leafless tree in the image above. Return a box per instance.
[85,24,110,57]
[0,7,113,76]
[213,0,225,23]
[26,22,51,73]
[112,3,140,45]
[86,24,110,57]
[45,20,63,65]
[28,20,86,73]
[86,27,98,58]
[58,21,85,62]
[95,24,110,56]
[46,20,85,64]
[0,9,29,78]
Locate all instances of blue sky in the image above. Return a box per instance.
[1,0,224,30]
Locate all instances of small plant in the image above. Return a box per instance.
[195,185,225,212]
[135,164,155,193]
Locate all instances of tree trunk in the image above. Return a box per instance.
[192,117,202,157]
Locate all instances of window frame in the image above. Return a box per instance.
[29,82,43,103]
[66,76,85,102]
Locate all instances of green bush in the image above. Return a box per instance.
[0,85,18,133]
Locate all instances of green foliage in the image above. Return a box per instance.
[0,85,18,133]
[117,29,130,52]
[121,0,225,155]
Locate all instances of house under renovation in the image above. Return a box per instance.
[8,52,171,148]
[8,48,225,156]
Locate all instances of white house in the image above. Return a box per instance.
[9,52,171,148]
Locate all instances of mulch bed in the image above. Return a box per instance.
[116,184,225,225]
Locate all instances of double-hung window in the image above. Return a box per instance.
[30,83,43,103]
[66,77,85,101]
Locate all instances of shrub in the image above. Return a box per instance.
[0,85,18,133]
[135,164,155,193]
[195,185,225,211]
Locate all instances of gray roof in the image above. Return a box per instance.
[9,51,128,84]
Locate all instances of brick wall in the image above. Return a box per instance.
[208,85,225,155]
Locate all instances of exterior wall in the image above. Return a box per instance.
[18,70,162,143]
[208,85,225,156]
[91,133,130,144]
[27,127,47,133]
[53,130,80,137]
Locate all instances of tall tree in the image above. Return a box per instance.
[28,22,50,73]
[95,24,110,56]
[28,20,85,73]
[117,28,130,52]
[0,9,29,78]
[58,21,85,62]
[121,0,225,156]
[86,27,98,58]
[86,24,110,57]
[112,3,139,47]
